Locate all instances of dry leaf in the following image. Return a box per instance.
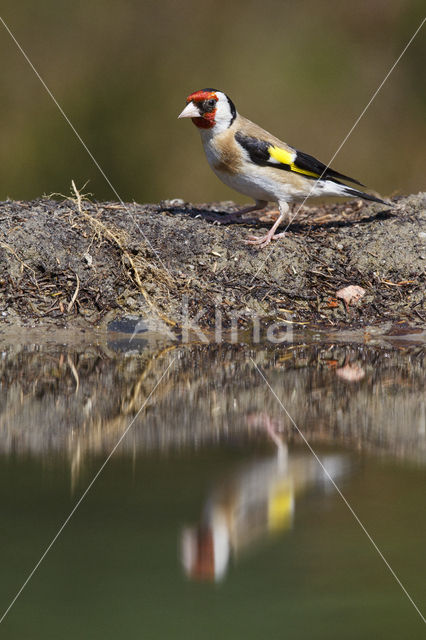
[336,285,366,308]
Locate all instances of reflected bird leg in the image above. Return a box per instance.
[262,414,288,470]
[246,411,287,466]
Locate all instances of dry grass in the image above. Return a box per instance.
[68,181,176,326]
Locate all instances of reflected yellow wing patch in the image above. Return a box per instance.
[268,482,293,532]
[269,145,319,179]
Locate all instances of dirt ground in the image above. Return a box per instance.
[0,192,424,330]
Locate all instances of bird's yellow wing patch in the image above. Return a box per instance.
[268,146,294,165]
[235,131,364,184]
[269,145,319,178]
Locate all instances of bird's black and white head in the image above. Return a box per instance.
[178,88,237,134]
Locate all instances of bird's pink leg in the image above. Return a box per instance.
[245,202,290,249]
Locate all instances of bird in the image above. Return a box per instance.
[178,88,388,249]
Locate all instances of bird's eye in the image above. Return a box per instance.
[207,99,216,108]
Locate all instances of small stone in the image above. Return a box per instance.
[107,316,148,334]
[162,198,185,207]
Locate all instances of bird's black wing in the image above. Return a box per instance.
[235,131,364,186]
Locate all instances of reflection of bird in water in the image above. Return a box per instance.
[181,413,348,582]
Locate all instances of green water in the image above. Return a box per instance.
[0,335,425,637]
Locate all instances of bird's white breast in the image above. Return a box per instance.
[199,129,310,204]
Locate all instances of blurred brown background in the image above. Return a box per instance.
[0,0,425,204]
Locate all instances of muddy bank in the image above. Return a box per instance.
[0,193,424,329]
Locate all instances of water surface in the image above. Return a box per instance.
[0,331,424,638]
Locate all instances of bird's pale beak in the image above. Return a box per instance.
[178,102,201,119]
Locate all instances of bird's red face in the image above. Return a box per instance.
[178,89,219,129]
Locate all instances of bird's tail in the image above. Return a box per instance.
[339,185,388,206]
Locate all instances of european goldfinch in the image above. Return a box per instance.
[178,88,387,248]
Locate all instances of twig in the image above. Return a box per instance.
[70,181,176,326]
[0,240,38,286]
[67,272,80,312]
[67,354,80,393]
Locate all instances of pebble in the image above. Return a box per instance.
[162,198,185,207]
[418,231,426,240]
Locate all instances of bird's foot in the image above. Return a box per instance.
[244,230,286,249]
[258,209,281,223]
